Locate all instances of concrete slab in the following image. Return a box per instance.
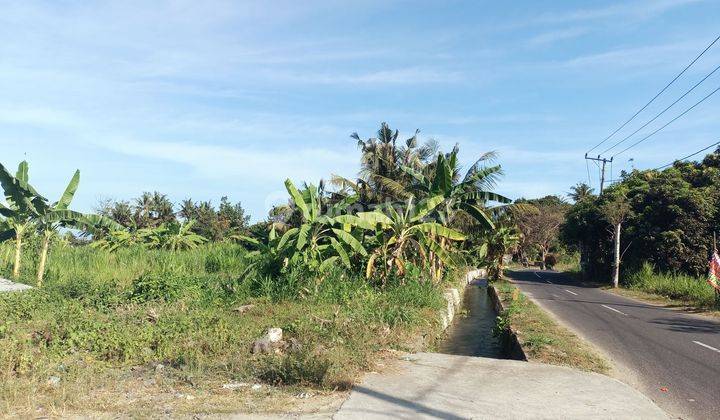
[335,353,666,419]
[0,278,32,292]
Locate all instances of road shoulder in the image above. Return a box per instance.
[493,279,609,373]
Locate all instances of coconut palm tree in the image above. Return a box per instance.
[401,147,511,229]
[568,183,595,202]
[348,122,437,204]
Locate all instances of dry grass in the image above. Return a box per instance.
[494,281,609,374]
[8,365,348,418]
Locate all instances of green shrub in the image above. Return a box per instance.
[254,350,332,386]
[128,273,183,303]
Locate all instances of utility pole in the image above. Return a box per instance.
[585,154,613,193]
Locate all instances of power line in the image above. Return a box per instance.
[612,85,720,158]
[586,34,720,154]
[585,154,612,192]
[600,63,720,155]
[654,140,720,170]
[585,159,592,187]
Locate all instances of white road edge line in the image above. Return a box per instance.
[534,272,542,278]
[693,341,720,354]
[601,304,628,316]
[564,289,578,296]
[545,280,553,284]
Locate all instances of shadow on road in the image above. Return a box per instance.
[650,317,720,334]
[506,269,600,288]
[351,385,465,420]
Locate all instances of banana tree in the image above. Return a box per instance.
[399,149,511,276]
[281,179,367,271]
[485,224,520,280]
[354,195,465,284]
[32,169,123,285]
[0,161,49,279]
[238,179,366,272]
[91,229,137,252]
[157,220,207,251]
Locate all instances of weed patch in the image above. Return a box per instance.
[624,262,718,309]
[0,243,451,416]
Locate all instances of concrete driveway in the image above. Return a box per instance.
[334,352,666,419]
[0,278,32,292]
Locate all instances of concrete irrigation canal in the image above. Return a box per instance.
[334,275,666,419]
[438,281,506,358]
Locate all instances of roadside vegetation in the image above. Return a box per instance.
[0,123,511,416]
[620,262,719,311]
[493,281,608,373]
[561,148,720,309]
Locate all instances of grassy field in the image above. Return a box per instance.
[493,280,608,374]
[0,241,455,417]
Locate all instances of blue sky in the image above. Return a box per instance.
[1,0,719,220]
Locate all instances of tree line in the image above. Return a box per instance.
[561,148,720,283]
[1,122,517,288]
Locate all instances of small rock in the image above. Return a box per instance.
[155,363,165,372]
[222,382,250,390]
[147,308,159,323]
[233,304,255,314]
[251,384,262,391]
[186,395,196,400]
[47,376,61,387]
[286,337,303,353]
[267,328,283,343]
[251,337,274,354]
[251,328,289,354]
[295,392,313,399]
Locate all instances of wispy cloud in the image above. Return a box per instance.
[101,139,356,182]
[560,41,700,69]
[529,0,704,26]
[262,67,464,85]
[527,27,589,47]
[0,106,86,129]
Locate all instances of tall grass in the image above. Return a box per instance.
[625,262,718,308]
[0,240,451,415]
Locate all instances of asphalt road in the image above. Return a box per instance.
[507,269,720,420]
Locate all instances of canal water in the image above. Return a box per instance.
[438,281,506,358]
